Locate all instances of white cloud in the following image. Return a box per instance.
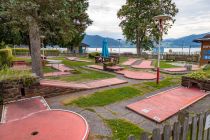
[86,0,210,39]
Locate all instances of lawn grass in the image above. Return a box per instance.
[119,56,129,64]
[52,68,115,82]
[67,87,141,107]
[106,119,145,140]
[47,57,115,82]
[154,60,179,68]
[66,76,181,107]
[143,76,181,90]
[13,57,31,63]
[43,66,57,73]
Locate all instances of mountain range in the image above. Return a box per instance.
[82,32,210,48]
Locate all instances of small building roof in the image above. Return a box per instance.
[193,34,210,43]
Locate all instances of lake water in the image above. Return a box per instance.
[87,47,201,54]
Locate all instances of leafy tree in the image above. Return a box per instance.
[118,0,178,55]
[0,0,91,77]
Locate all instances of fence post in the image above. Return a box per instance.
[173,122,181,140]
[203,112,210,140]
[128,135,136,140]
[198,114,205,140]
[163,125,171,140]
[141,133,149,140]
[191,116,198,140]
[152,128,161,140]
[181,119,189,140]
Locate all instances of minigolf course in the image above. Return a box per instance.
[127,87,207,123]
[116,70,157,80]
[132,60,154,69]
[0,97,89,140]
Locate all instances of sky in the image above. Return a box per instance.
[86,0,210,39]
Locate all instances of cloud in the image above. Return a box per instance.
[86,0,210,39]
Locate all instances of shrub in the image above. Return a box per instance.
[0,67,36,87]
[44,49,60,56]
[187,71,208,80]
[203,64,210,71]
[12,48,29,55]
[88,52,100,59]
[0,49,13,68]
[0,41,10,49]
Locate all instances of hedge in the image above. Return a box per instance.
[12,48,60,56]
[88,52,100,59]
[0,49,13,68]
[43,49,60,56]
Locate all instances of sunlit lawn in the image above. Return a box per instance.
[154,60,179,68]
[48,57,116,82]
[67,87,140,107]
[106,119,145,140]
[66,76,181,107]
[43,66,57,73]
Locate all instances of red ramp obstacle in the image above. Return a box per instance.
[0,110,89,140]
[132,60,154,69]
[116,70,157,80]
[127,87,207,123]
[1,96,50,123]
[1,97,89,140]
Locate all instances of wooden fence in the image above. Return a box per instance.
[128,111,210,140]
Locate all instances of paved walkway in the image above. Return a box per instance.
[46,85,210,137]
[46,64,73,72]
[67,57,91,62]
[87,65,103,70]
[132,60,154,69]
[122,59,139,66]
[116,70,157,80]
[164,67,200,72]
[40,78,127,90]
[87,65,124,71]
[44,72,71,77]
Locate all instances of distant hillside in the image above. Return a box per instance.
[83,32,210,48]
[82,35,134,48]
[163,32,210,48]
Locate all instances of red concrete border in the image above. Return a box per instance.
[127,87,208,123]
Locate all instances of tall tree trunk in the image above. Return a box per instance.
[29,19,43,78]
[136,33,142,56]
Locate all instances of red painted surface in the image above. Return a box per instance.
[116,70,157,80]
[40,78,127,89]
[127,87,207,123]
[48,64,73,72]
[122,59,138,66]
[44,72,71,77]
[88,65,103,70]
[0,110,89,140]
[3,97,49,123]
[67,57,91,62]
[132,60,154,69]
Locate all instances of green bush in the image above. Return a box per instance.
[44,49,60,56]
[12,48,60,56]
[0,41,11,49]
[12,48,29,55]
[0,49,13,68]
[0,67,36,86]
[88,52,100,59]
[203,64,210,71]
[187,71,208,80]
